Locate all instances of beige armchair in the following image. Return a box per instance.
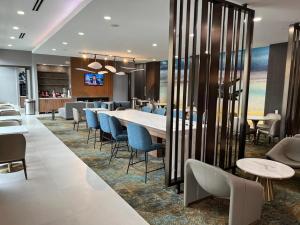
[0,134,27,179]
[266,137,300,172]
[257,113,281,130]
[72,108,86,131]
[0,120,21,127]
[257,119,280,144]
[0,110,21,116]
[0,105,15,110]
[184,159,263,225]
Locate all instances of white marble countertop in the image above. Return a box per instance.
[237,158,295,179]
[0,116,148,225]
[0,125,28,135]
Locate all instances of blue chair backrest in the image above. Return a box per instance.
[93,101,102,108]
[108,116,123,139]
[98,113,111,133]
[127,123,152,151]
[153,108,166,116]
[85,110,99,129]
[142,106,152,113]
[173,109,183,119]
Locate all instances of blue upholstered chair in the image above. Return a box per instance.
[127,123,165,183]
[153,108,166,116]
[85,109,100,149]
[108,116,128,164]
[98,113,112,151]
[93,101,102,108]
[173,109,183,119]
[141,106,152,113]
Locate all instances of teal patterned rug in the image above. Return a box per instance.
[39,117,300,225]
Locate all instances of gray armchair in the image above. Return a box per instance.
[257,113,281,130]
[257,119,280,144]
[0,105,15,110]
[266,137,300,171]
[72,108,86,131]
[58,102,94,120]
[184,159,263,225]
[0,134,27,179]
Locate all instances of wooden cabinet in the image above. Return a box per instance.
[39,98,73,113]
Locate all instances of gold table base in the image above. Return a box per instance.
[256,177,274,201]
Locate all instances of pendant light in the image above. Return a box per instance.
[105,56,117,73]
[88,54,102,70]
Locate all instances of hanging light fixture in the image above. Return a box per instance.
[98,71,108,74]
[88,54,102,70]
[105,56,117,73]
[115,71,126,76]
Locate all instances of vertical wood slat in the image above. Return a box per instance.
[238,11,254,159]
[180,0,191,179]
[205,3,223,164]
[165,0,177,185]
[195,0,208,161]
[188,0,199,159]
[219,7,234,168]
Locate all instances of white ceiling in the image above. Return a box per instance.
[0,0,91,51]
[1,0,300,61]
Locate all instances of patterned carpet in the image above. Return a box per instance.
[37,117,300,225]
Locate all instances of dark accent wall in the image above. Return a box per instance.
[264,42,288,114]
[146,62,160,100]
[133,62,160,100]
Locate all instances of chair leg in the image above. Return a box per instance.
[99,131,103,151]
[109,141,117,164]
[22,159,27,180]
[93,129,97,149]
[127,148,134,174]
[77,122,80,131]
[73,122,76,130]
[145,152,148,183]
[87,129,91,144]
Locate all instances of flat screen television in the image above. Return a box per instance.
[84,73,104,86]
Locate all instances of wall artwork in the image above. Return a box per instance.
[159,46,269,116]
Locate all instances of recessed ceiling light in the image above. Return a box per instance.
[111,24,120,28]
[7,44,13,47]
[10,36,15,39]
[127,50,132,53]
[152,43,158,47]
[52,48,56,51]
[78,32,85,36]
[109,55,113,57]
[253,17,262,22]
[13,26,19,30]
[152,58,156,61]
[104,16,111,20]
[82,54,87,59]
[123,58,128,63]
[189,33,194,37]
[17,10,25,15]
[62,42,68,45]
[104,57,108,60]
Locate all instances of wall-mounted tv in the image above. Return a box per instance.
[84,73,104,86]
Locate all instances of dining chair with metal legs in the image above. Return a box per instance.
[98,113,113,151]
[108,116,129,164]
[85,109,100,149]
[127,123,165,183]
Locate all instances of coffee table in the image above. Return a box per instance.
[237,158,295,201]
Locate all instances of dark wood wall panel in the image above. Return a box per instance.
[70,57,113,99]
[146,62,160,100]
[264,42,288,114]
[133,64,146,99]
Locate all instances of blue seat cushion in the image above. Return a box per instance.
[115,134,128,141]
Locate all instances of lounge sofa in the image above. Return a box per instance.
[101,101,131,111]
[58,102,94,120]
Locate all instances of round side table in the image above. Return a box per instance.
[237,158,295,201]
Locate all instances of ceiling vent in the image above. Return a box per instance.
[19,33,26,39]
[32,0,44,11]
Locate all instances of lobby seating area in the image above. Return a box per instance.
[1,0,300,225]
